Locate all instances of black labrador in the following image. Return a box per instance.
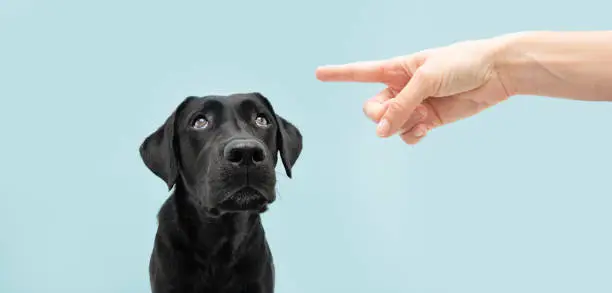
[139,92,302,293]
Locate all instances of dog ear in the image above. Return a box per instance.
[139,98,192,190]
[254,93,303,178]
[275,115,302,178]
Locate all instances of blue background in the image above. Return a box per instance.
[1,0,611,292]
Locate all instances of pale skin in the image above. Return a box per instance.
[315,31,612,144]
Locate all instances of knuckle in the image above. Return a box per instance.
[377,63,389,76]
[387,100,407,114]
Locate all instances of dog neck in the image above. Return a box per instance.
[160,182,265,262]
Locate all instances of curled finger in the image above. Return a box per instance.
[397,104,428,134]
[363,87,395,123]
[400,123,430,145]
[377,67,439,137]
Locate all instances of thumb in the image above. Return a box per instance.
[376,67,439,137]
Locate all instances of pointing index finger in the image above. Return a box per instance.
[315,60,392,83]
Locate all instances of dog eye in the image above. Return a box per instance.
[192,116,209,129]
[254,114,269,128]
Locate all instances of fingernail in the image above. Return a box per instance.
[413,109,424,120]
[376,119,390,137]
[414,127,426,137]
[417,106,427,119]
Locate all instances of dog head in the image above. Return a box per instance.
[139,92,302,215]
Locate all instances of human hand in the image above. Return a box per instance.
[316,37,513,144]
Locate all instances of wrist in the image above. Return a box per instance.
[489,31,534,97]
[489,30,612,101]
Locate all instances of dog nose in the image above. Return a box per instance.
[223,139,266,166]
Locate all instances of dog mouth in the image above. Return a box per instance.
[217,186,269,212]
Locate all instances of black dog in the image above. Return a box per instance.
[139,92,302,293]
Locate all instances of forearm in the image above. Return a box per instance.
[493,31,612,101]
